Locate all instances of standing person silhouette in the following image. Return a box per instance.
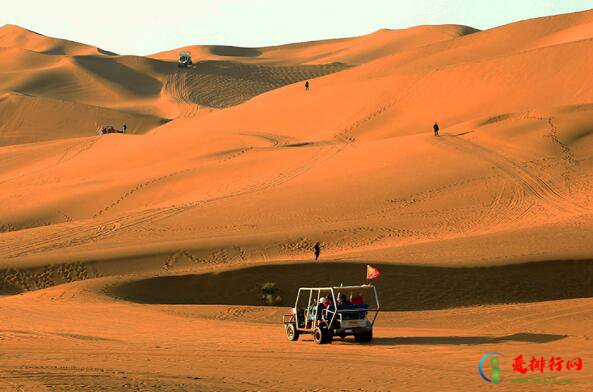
[433,121,439,136]
[305,81,309,91]
[122,123,127,133]
[313,242,321,261]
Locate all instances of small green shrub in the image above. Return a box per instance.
[261,282,282,305]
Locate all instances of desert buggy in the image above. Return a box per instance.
[283,285,379,344]
[178,51,193,68]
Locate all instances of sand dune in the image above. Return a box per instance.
[0,36,177,143]
[2,9,593,391]
[0,24,116,56]
[151,24,479,65]
[0,92,166,145]
[0,51,169,114]
[2,9,593,272]
[164,61,348,108]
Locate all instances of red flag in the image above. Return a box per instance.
[367,265,380,280]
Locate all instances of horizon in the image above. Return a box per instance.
[1,0,592,55]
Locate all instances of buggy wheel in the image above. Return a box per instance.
[325,329,334,344]
[354,330,373,343]
[313,327,333,344]
[286,323,299,341]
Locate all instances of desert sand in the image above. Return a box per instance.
[2,8,593,391]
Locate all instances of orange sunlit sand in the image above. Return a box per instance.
[2,8,593,390]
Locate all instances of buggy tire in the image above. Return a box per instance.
[354,330,373,343]
[286,323,299,341]
[313,327,333,344]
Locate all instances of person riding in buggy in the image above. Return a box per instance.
[98,125,125,135]
[282,285,379,344]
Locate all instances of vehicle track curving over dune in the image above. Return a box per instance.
[0,137,101,190]
[0,144,342,260]
[92,166,201,218]
[164,61,348,108]
[524,113,579,186]
[441,132,587,216]
[0,204,190,259]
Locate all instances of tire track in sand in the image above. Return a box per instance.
[441,134,587,216]
[0,137,100,187]
[0,205,189,259]
[0,101,365,259]
[0,142,342,259]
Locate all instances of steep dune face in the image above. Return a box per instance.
[1,10,593,293]
[0,50,171,113]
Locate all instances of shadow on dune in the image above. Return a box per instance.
[97,48,118,56]
[73,56,163,96]
[110,260,593,311]
[369,333,566,346]
[0,281,22,295]
[284,142,315,148]
[209,46,262,57]
[41,46,118,56]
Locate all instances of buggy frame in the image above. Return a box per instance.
[282,285,379,344]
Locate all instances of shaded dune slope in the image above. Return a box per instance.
[110,261,593,310]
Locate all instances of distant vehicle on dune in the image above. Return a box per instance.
[98,125,125,135]
[178,51,193,68]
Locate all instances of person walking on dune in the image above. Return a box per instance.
[122,123,127,134]
[313,242,321,261]
[305,81,310,91]
[433,121,439,137]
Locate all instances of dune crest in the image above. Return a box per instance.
[150,23,479,65]
[0,23,116,56]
